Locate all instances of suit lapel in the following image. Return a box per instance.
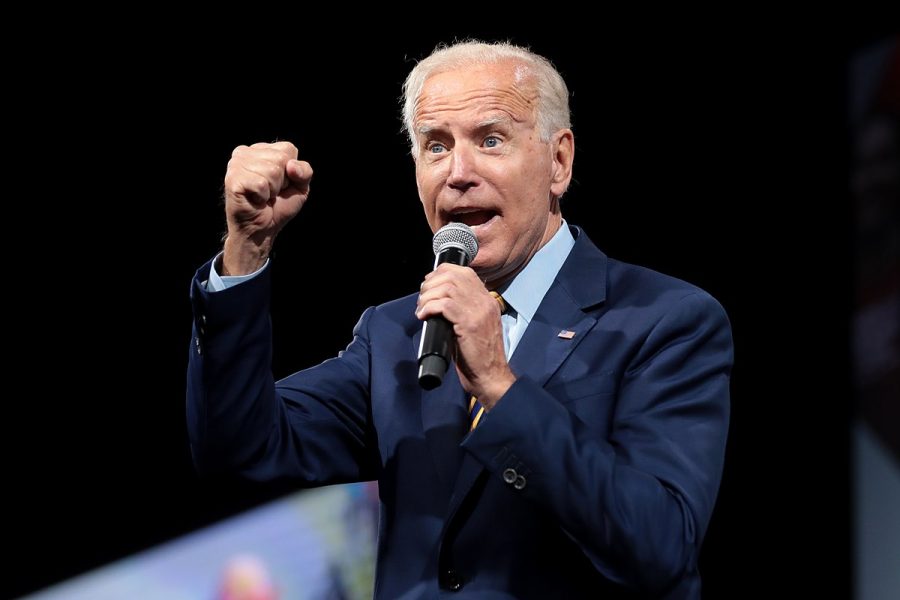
[508,225,609,390]
[507,283,600,388]
[443,226,609,523]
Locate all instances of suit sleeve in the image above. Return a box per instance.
[462,291,732,594]
[186,259,380,484]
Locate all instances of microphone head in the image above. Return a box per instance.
[432,222,479,262]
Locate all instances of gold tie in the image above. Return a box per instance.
[489,290,506,314]
[469,394,485,430]
[470,291,507,431]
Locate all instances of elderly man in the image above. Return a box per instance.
[188,40,732,599]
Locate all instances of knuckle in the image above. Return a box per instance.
[252,173,269,190]
[225,156,243,175]
[265,162,283,180]
[276,141,298,157]
[232,174,267,198]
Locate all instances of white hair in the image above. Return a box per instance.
[401,40,571,154]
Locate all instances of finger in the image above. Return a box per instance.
[248,141,299,161]
[234,144,296,167]
[275,186,311,219]
[421,268,485,303]
[234,149,287,170]
[429,264,482,289]
[418,275,461,304]
[268,141,299,160]
[422,264,470,287]
[285,160,313,194]
[234,146,298,193]
[417,280,485,318]
[432,263,470,276]
[242,160,287,199]
[416,282,453,311]
[416,297,452,321]
[224,170,271,207]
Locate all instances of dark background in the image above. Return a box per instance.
[7,27,887,599]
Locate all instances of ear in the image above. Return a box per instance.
[549,129,574,198]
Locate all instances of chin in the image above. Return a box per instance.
[471,255,503,279]
[470,256,491,274]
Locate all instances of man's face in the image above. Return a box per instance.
[413,60,573,287]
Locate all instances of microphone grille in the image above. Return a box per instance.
[432,222,479,261]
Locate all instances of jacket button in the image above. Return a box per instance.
[514,475,527,490]
[441,568,463,591]
[502,468,517,484]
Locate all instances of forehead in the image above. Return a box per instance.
[414,61,537,127]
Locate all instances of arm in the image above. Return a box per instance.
[187,258,379,483]
[187,141,379,484]
[463,292,732,593]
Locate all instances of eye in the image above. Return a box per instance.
[428,142,446,154]
[483,136,501,148]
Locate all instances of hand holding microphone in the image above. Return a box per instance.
[417,223,480,389]
[416,224,515,405]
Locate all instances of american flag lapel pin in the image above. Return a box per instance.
[557,330,576,339]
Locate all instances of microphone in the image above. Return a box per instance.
[417,222,479,390]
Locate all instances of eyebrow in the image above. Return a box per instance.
[475,116,511,129]
[416,115,513,137]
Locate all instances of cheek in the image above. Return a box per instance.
[415,170,435,202]
[417,160,443,185]
[415,180,441,231]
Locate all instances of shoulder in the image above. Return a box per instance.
[359,291,420,333]
[608,257,716,304]
[372,291,418,316]
[607,258,732,348]
[570,226,728,325]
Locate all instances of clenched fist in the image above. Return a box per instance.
[221,141,313,275]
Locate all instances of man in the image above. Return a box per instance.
[188,41,733,599]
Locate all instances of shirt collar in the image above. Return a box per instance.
[498,220,576,324]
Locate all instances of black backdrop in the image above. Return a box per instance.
[7,27,873,599]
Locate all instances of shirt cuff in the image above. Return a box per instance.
[206,251,269,292]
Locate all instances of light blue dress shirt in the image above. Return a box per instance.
[493,223,575,358]
[206,255,269,291]
[208,222,576,360]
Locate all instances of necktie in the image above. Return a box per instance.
[469,291,507,430]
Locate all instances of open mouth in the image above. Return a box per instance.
[449,209,497,228]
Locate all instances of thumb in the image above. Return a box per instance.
[285,159,313,194]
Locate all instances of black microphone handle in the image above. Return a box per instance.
[417,247,470,390]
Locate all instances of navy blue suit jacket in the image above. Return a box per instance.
[187,226,732,599]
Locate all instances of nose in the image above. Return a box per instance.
[446,143,479,192]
